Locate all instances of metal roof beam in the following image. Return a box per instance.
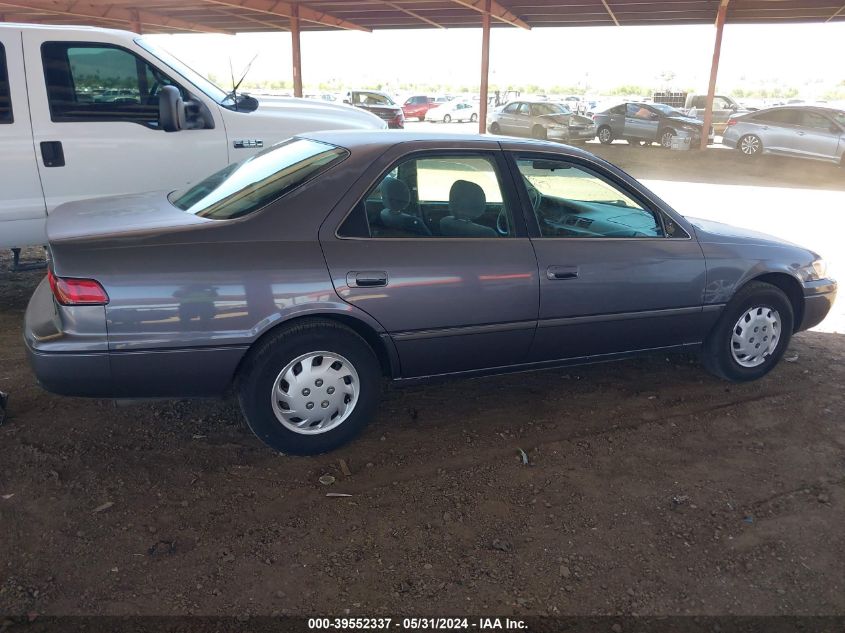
[204,0,371,31]
[450,0,530,29]
[827,2,845,21]
[599,0,620,26]
[0,0,227,32]
[379,1,445,28]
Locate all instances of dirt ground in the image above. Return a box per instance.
[1,149,844,619]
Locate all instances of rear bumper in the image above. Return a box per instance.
[799,278,837,331]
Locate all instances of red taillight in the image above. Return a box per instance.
[47,268,109,305]
[726,118,737,127]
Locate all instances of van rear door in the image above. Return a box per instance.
[0,28,48,249]
[22,29,227,214]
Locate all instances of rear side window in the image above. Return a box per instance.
[41,42,179,124]
[169,138,348,220]
[754,109,799,125]
[0,43,11,124]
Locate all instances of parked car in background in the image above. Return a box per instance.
[402,95,435,121]
[425,99,479,123]
[344,90,405,128]
[25,131,836,455]
[593,102,713,148]
[0,23,386,251]
[684,94,747,134]
[722,106,845,164]
[488,101,596,143]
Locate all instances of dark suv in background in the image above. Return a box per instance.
[345,90,405,128]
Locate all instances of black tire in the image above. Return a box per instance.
[597,126,613,144]
[532,125,547,140]
[489,122,501,134]
[659,128,676,148]
[700,281,794,382]
[238,319,382,455]
[470,113,478,123]
[738,134,763,157]
[443,114,452,123]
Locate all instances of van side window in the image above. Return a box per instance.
[41,42,179,125]
[0,43,11,124]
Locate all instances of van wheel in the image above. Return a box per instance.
[443,114,452,123]
[238,319,381,455]
[660,128,677,148]
[470,113,478,123]
[700,281,793,382]
[597,126,613,144]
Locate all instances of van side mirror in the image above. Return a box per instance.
[159,85,184,132]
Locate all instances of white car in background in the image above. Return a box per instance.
[425,100,479,123]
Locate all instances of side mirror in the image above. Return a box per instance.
[159,85,184,132]
[236,94,259,112]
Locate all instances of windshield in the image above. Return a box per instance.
[533,103,571,116]
[353,92,395,106]
[169,139,348,220]
[136,37,231,106]
[649,103,685,117]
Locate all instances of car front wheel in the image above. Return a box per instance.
[238,319,382,455]
[490,122,501,134]
[700,281,794,382]
[660,128,676,148]
[597,126,613,144]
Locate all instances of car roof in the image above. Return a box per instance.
[298,130,596,160]
[0,22,133,37]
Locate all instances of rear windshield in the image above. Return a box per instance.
[169,138,348,219]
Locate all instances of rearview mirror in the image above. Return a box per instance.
[159,85,184,132]
[532,160,570,171]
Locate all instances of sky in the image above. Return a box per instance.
[145,22,845,97]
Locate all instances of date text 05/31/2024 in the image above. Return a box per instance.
[307,618,528,630]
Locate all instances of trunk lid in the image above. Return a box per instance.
[47,191,211,244]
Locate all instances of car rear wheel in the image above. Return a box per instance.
[238,319,381,455]
[532,125,547,140]
[597,126,613,144]
[490,122,501,134]
[660,128,677,148]
[738,134,763,157]
[443,114,452,123]
[470,113,478,123]
[700,281,794,382]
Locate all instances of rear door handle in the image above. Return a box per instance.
[40,141,65,167]
[347,271,388,288]
[547,266,579,280]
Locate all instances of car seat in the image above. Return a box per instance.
[440,180,496,238]
[379,177,431,236]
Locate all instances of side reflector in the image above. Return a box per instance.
[47,268,109,305]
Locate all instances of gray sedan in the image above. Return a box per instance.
[722,106,845,164]
[487,101,596,143]
[25,131,836,455]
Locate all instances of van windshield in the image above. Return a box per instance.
[169,139,349,220]
[136,37,231,106]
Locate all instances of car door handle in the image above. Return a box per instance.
[547,266,579,280]
[40,141,65,167]
[347,271,388,288]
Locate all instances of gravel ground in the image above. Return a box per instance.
[1,148,843,619]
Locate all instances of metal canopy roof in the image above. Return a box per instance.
[0,0,843,34]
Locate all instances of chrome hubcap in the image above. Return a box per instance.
[740,136,760,155]
[599,129,611,142]
[731,306,781,368]
[661,132,674,147]
[271,351,359,434]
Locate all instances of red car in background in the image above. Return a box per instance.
[402,95,436,121]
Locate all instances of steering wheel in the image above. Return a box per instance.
[496,207,510,236]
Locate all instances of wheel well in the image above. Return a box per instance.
[233,314,395,386]
[750,273,804,332]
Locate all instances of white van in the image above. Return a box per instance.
[0,23,385,249]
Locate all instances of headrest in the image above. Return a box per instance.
[381,176,410,213]
[448,180,486,220]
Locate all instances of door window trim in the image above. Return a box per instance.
[505,151,691,241]
[334,148,529,241]
[0,42,12,124]
[40,41,185,127]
